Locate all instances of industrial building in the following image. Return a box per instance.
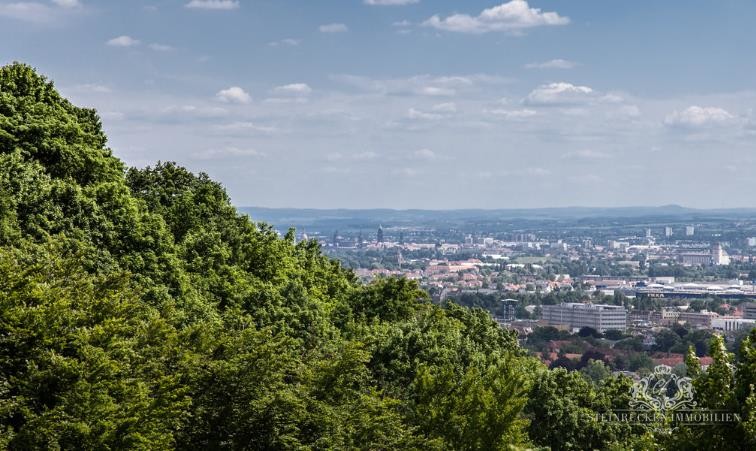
[542,303,627,333]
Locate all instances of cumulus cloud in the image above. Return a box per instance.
[159,105,228,119]
[213,122,278,134]
[524,58,577,69]
[332,74,508,97]
[664,106,736,128]
[319,23,348,33]
[185,0,239,10]
[526,167,551,176]
[192,146,265,160]
[0,0,83,23]
[406,108,442,120]
[412,148,437,160]
[51,0,81,8]
[486,108,537,119]
[561,149,611,160]
[216,86,251,104]
[432,102,457,113]
[107,35,140,47]
[423,0,569,34]
[273,83,312,96]
[148,43,174,51]
[524,82,595,106]
[269,38,300,47]
[72,83,111,93]
[364,0,419,5]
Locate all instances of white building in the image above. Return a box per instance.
[665,226,673,237]
[542,303,627,332]
[712,317,756,332]
[686,226,695,236]
[712,243,730,266]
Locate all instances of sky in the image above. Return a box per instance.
[2,0,756,209]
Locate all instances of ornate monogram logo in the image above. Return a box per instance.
[629,365,697,413]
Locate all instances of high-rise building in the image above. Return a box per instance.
[748,237,756,247]
[712,243,730,266]
[686,226,695,236]
[541,303,627,332]
[377,225,384,243]
[500,299,518,322]
[646,228,652,238]
[665,226,673,238]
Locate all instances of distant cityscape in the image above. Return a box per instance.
[249,207,756,373]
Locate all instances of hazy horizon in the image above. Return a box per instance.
[4,0,756,209]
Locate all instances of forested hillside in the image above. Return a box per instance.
[1,63,755,450]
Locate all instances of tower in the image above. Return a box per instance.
[377,225,384,244]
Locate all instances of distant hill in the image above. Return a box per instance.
[240,205,756,230]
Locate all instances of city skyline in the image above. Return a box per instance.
[3,0,756,208]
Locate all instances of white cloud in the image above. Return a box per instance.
[526,167,551,176]
[160,105,228,119]
[406,108,442,120]
[73,83,111,93]
[413,148,437,160]
[525,58,577,69]
[185,0,239,10]
[364,0,419,5]
[0,1,82,23]
[419,86,455,97]
[354,151,378,160]
[332,74,508,97]
[392,167,419,177]
[107,35,140,47]
[213,122,278,134]
[0,3,50,23]
[561,149,611,160]
[524,82,595,106]
[269,38,300,47]
[423,0,569,34]
[486,108,537,119]
[664,106,736,128]
[273,83,312,96]
[51,0,81,8]
[193,146,265,160]
[432,102,457,113]
[148,43,174,51]
[215,86,251,104]
[319,23,348,33]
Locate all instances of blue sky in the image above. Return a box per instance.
[3,0,756,209]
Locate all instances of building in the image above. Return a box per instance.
[680,253,712,266]
[712,317,756,332]
[677,311,716,329]
[665,226,673,238]
[748,237,756,247]
[712,243,730,266]
[541,303,627,332]
[686,226,695,236]
[500,299,519,322]
[744,303,756,320]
